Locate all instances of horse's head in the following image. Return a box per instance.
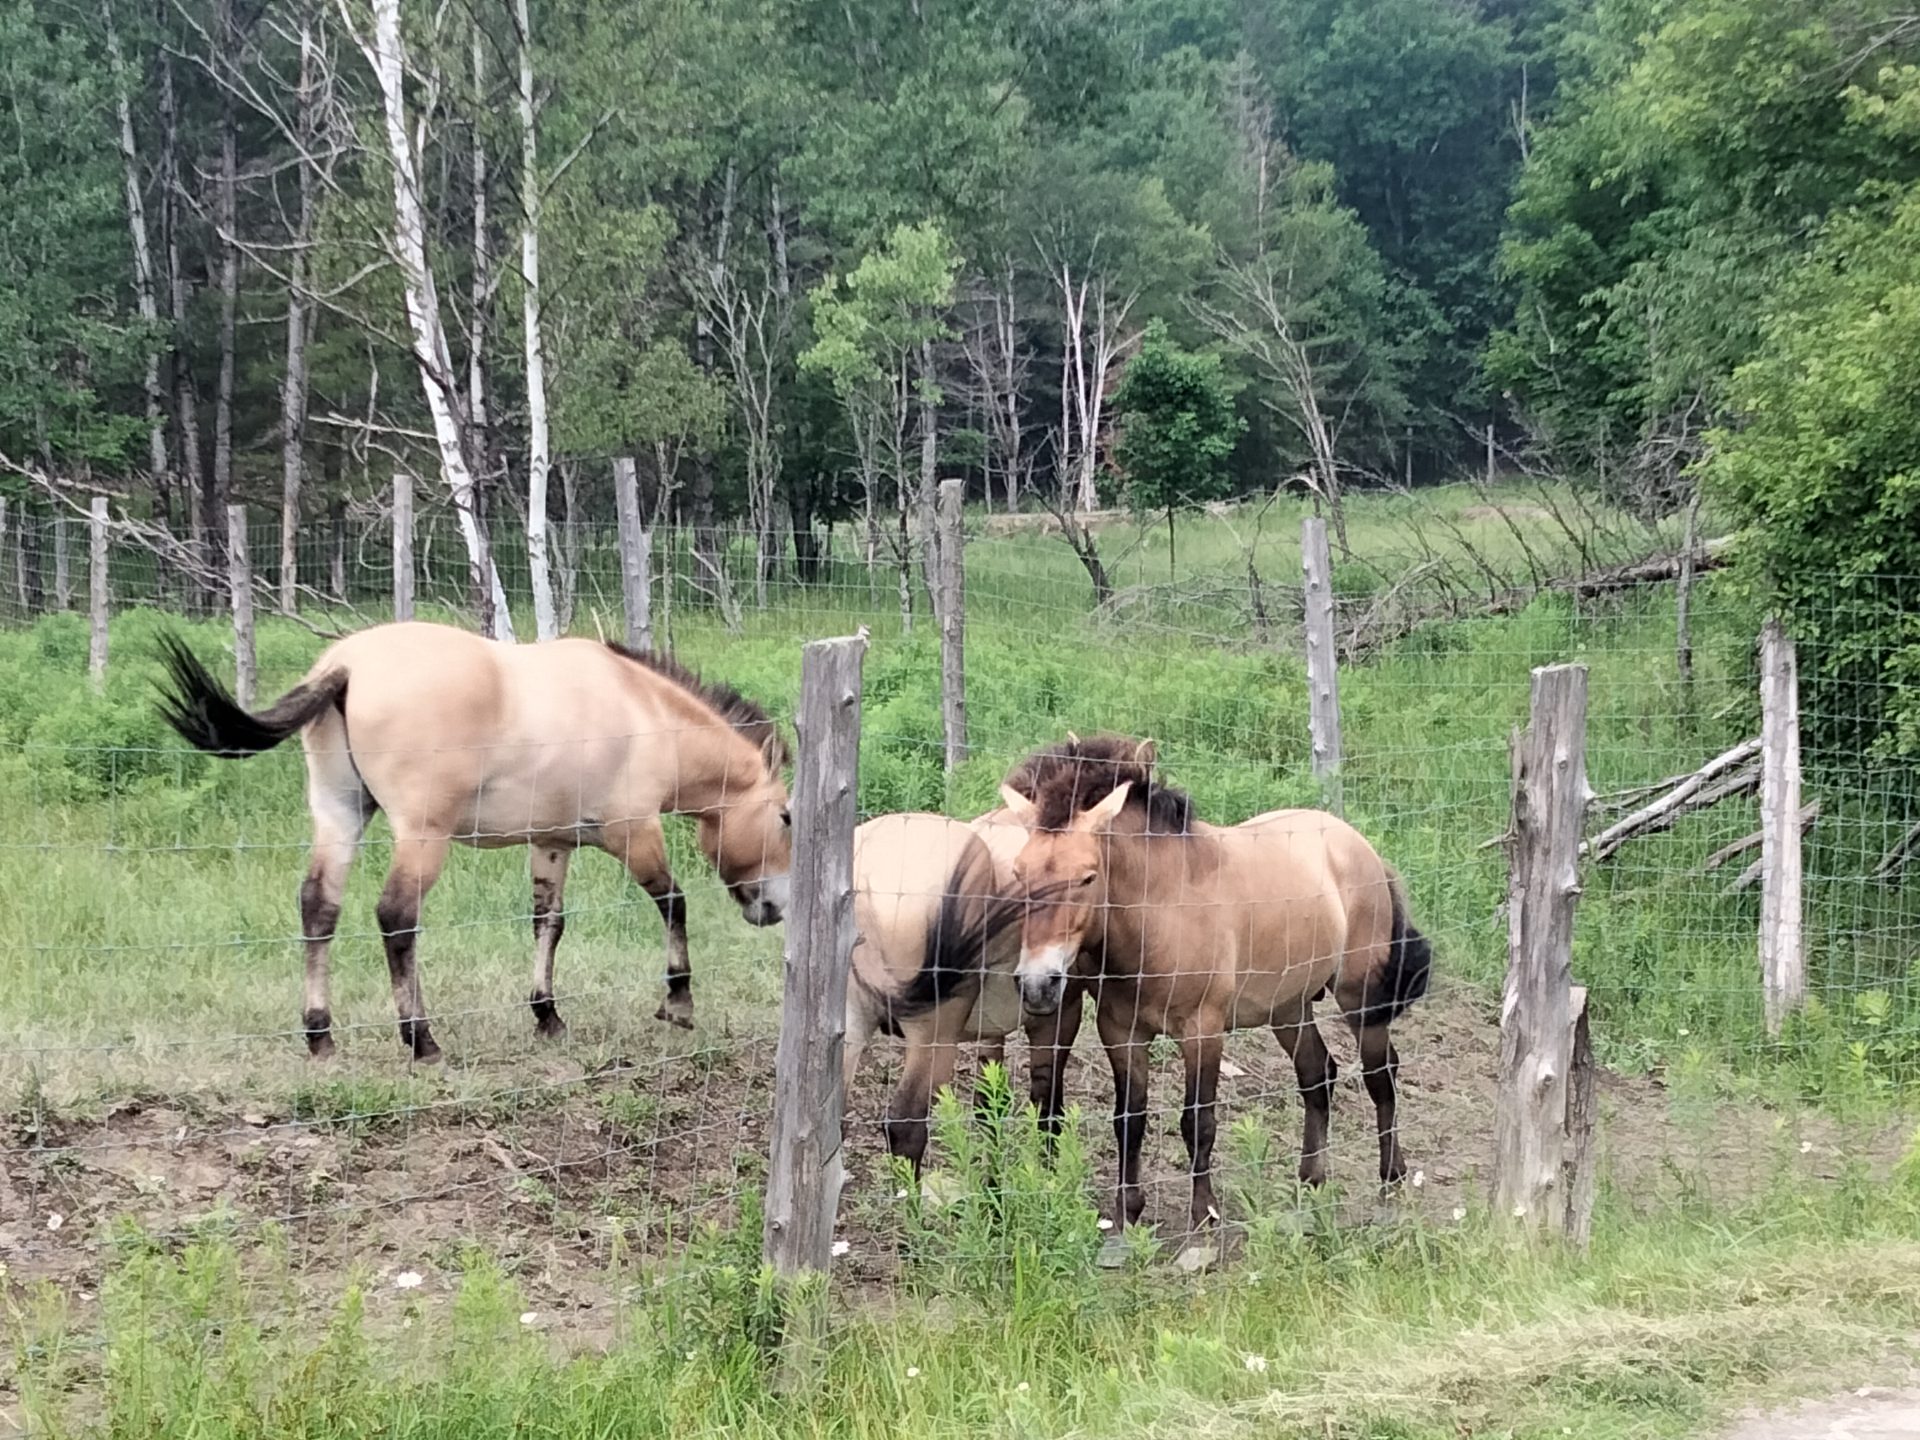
[701,765,793,927]
[1000,779,1132,1016]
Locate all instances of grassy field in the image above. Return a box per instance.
[4,483,1920,1436]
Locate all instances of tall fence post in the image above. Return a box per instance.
[226,504,256,709]
[54,516,72,610]
[1759,618,1806,1036]
[88,497,109,689]
[1301,516,1344,814]
[613,455,653,650]
[764,630,866,1367]
[1493,662,1590,1236]
[0,498,9,622]
[937,478,967,774]
[392,471,415,622]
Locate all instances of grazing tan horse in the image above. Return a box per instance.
[156,622,793,1060]
[999,736,1431,1231]
[842,810,1088,1172]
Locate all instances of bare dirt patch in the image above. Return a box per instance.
[2,983,1907,1351]
[1723,1386,1920,1439]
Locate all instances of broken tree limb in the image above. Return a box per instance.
[1699,803,1820,875]
[1727,803,1821,895]
[1874,821,1920,883]
[1581,738,1761,862]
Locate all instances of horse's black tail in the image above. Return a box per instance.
[155,633,347,758]
[1348,871,1433,1028]
[891,835,1028,1020]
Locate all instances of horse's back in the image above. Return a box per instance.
[851,814,983,998]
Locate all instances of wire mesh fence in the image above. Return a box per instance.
[1,490,1917,1349]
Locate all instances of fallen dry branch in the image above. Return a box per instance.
[1875,821,1920,883]
[1725,805,1821,895]
[1582,738,1761,863]
[1699,802,1821,874]
[1342,537,1735,660]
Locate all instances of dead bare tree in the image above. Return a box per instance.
[342,0,514,638]
[958,261,1030,513]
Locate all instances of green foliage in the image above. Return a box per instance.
[799,221,960,397]
[1112,320,1242,520]
[897,1064,1104,1305]
[1706,179,1920,758]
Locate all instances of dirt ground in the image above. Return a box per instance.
[1,981,1909,1360]
[1723,1387,1920,1439]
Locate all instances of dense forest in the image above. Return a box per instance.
[0,0,1916,748]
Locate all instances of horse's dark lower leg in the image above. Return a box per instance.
[1179,1028,1225,1230]
[377,841,446,1063]
[1099,1008,1150,1227]
[299,779,367,1060]
[1027,988,1085,1141]
[649,884,692,1029]
[528,847,571,1040]
[1355,1023,1405,1185]
[1276,1018,1336,1186]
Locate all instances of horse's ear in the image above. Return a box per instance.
[1134,737,1157,767]
[1075,781,1132,832]
[999,785,1038,823]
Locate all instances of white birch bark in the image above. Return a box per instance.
[514,0,558,639]
[102,3,170,498]
[358,0,514,639]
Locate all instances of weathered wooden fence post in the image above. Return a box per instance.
[937,478,967,774]
[1493,662,1591,1237]
[226,504,256,708]
[54,516,72,610]
[1759,618,1806,1035]
[88,497,109,689]
[392,472,415,621]
[1301,516,1344,814]
[613,455,653,650]
[0,498,10,622]
[764,631,866,1367]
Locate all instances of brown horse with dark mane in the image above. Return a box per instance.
[157,621,793,1060]
[999,735,1431,1230]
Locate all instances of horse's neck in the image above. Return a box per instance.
[660,721,761,815]
[1099,829,1201,953]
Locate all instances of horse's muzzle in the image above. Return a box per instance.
[734,873,789,928]
[1018,969,1069,1016]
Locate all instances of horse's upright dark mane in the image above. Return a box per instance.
[1006,733,1196,833]
[605,643,791,768]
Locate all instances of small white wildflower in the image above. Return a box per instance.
[393,1271,424,1290]
[905,1367,921,1380]
[1800,1140,1814,1154]
[1410,1170,1426,1188]
[45,1213,63,1233]
[1451,1206,1467,1222]
[1097,1218,1113,1231]
[1678,1028,1690,1038]
[1512,1203,1527,1219]
[1243,1270,1262,1284]
[830,1240,851,1258]
[519,1312,539,1327]
[1243,1354,1269,1374]
[1016,1381,1030,1393]
[894,1188,909,1200]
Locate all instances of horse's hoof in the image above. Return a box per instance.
[653,1002,694,1031]
[410,1038,443,1065]
[535,1019,568,1042]
[306,1034,336,1061]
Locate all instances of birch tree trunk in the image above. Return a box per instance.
[278,18,319,615]
[467,22,491,491]
[515,0,559,639]
[102,1,170,511]
[161,47,209,599]
[211,0,239,562]
[917,337,940,603]
[362,0,515,639]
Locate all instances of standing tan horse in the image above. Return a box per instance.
[842,810,1087,1171]
[157,622,793,1060]
[999,736,1431,1231]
